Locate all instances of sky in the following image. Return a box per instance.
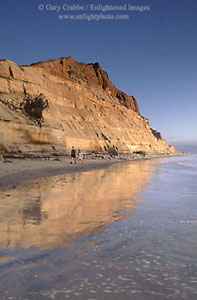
[0,0,197,146]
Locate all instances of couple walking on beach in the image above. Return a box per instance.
[70,146,83,164]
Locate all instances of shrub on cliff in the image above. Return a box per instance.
[22,94,49,120]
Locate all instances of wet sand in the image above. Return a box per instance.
[0,155,196,300]
[0,154,181,191]
[0,157,122,191]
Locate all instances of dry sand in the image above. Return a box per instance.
[0,157,122,191]
[0,153,181,192]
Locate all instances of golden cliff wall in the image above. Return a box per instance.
[0,58,176,155]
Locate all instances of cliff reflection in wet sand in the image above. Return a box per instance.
[0,160,157,251]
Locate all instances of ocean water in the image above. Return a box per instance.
[0,155,197,299]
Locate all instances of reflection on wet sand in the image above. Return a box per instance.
[0,160,158,251]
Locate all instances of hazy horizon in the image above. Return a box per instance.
[172,141,197,154]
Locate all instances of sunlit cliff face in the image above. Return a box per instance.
[0,58,177,155]
[0,160,161,251]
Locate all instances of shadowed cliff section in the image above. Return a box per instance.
[0,57,177,156]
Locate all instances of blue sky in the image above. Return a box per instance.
[0,0,196,145]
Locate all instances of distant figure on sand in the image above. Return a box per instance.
[70,146,76,164]
[0,152,4,162]
[77,149,83,164]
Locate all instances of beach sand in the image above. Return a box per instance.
[0,152,181,192]
[0,154,195,300]
[0,157,122,191]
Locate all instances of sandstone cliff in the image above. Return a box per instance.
[0,57,176,156]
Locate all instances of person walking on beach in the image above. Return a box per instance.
[0,149,4,162]
[77,149,83,164]
[70,146,77,164]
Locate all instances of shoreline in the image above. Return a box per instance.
[0,158,121,191]
[0,154,183,192]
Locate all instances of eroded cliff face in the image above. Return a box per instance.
[0,57,176,155]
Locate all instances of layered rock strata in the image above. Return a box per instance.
[0,57,176,156]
